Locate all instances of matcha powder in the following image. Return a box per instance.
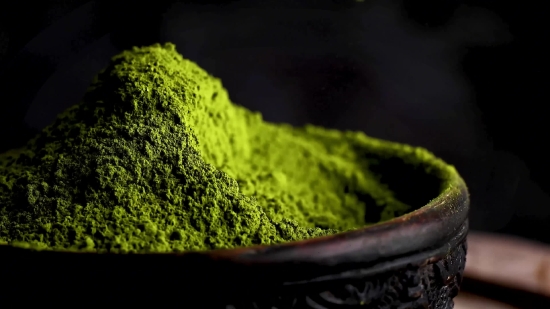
[0,43,411,252]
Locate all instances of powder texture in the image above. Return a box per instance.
[0,43,411,252]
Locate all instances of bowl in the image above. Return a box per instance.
[0,143,468,308]
[0,3,468,308]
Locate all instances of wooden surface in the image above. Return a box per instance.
[466,232,550,297]
[455,292,518,309]
[457,232,550,308]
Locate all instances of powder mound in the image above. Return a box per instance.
[0,43,409,252]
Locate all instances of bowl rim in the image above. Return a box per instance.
[208,140,470,264]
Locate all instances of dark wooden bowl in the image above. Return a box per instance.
[0,3,468,308]
[0,143,469,308]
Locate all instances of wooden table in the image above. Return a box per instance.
[455,232,550,309]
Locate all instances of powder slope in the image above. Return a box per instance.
[0,43,409,252]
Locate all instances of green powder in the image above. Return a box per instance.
[0,43,418,252]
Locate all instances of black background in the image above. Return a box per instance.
[0,0,548,243]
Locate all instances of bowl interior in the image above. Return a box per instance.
[346,133,458,224]
[360,150,443,223]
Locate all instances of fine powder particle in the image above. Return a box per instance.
[0,43,417,252]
